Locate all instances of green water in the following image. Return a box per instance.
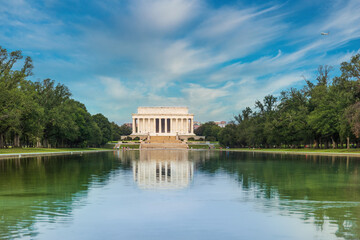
[0,150,359,239]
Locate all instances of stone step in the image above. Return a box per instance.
[147,136,182,143]
[141,142,188,149]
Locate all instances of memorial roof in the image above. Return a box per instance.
[137,107,189,115]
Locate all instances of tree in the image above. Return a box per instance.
[345,102,360,138]
[0,46,34,148]
[0,46,116,148]
[119,124,132,136]
[111,122,122,141]
[340,54,360,81]
[18,80,44,147]
[93,113,112,145]
[111,123,131,141]
[195,122,222,141]
[35,79,72,147]
[218,123,238,147]
[218,55,360,149]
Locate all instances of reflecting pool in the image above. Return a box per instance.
[1,150,359,239]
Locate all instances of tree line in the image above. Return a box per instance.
[217,54,360,149]
[195,54,360,149]
[0,46,131,148]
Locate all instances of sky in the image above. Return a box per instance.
[1,0,360,124]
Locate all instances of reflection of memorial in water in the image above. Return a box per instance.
[133,150,194,190]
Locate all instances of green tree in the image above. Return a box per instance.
[35,79,72,147]
[340,54,360,81]
[0,46,116,149]
[93,113,112,145]
[110,123,131,141]
[276,89,311,148]
[111,122,122,141]
[218,123,238,147]
[195,122,222,141]
[0,47,34,148]
[119,124,132,136]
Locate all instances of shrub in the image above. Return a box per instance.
[206,136,216,141]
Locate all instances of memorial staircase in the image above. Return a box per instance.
[140,136,188,149]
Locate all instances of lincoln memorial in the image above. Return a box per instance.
[131,107,195,137]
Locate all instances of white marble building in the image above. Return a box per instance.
[131,107,195,137]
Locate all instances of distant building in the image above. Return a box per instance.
[193,121,202,130]
[124,123,132,129]
[214,121,227,128]
[193,121,227,129]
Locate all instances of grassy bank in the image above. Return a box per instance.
[188,141,219,144]
[216,148,360,156]
[0,148,112,154]
[119,144,140,149]
[189,145,211,149]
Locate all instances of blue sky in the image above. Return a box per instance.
[1,0,360,124]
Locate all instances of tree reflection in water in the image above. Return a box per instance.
[0,150,359,239]
[0,152,123,239]
[197,151,360,240]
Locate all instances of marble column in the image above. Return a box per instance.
[143,118,145,133]
[138,118,140,133]
[149,118,151,133]
[181,118,183,133]
[141,118,144,133]
[153,118,156,133]
[142,118,145,133]
[180,118,182,133]
[170,118,176,133]
[165,117,168,134]
[139,118,142,133]
[176,118,178,133]
[183,118,186,134]
[151,118,153,133]
[136,118,139,133]
[170,118,172,133]
[180,118,183,133]
[132,118,136,134]
[144,118,147,133]
[159,118,162,133]
[191,118,194,134]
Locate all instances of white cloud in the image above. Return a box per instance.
[100,76,145,101]
[1,0,360,123]
[129,0,200,32]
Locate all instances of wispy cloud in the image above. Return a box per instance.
[0,0,359,123]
